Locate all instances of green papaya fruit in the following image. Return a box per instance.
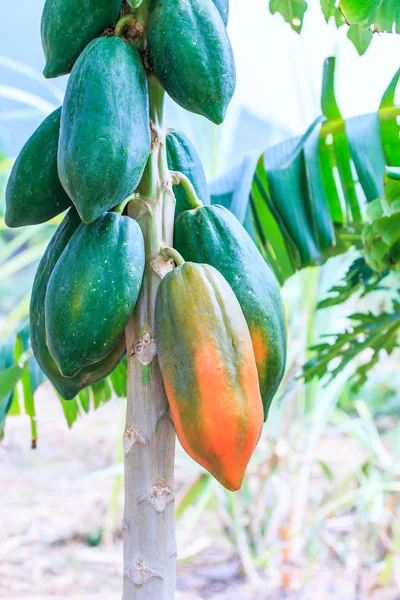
[148,0,236,124]
[166,129,210,216]
[45,212,145,378]
[212,0,229,25]
[30,208,126,401]
[5,108,72,228]
[41,0,122,78]
[58,37,151,224]
[174,205,287,420]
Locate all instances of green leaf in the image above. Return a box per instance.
[339,0,382,25]
[92,379,113,409]
[321,57,362,222]
[109,358,127,398]
[303,297,400,391]
[363,169,400,272]
[14,331,38,446]
[0,393,14,440]
[387,167,400,181]
[318,257,388,309]
[321,57,342,122]
[347,24,373,55]
[57,393,80,428]
[264,119,326,267]
[345,113,386,201]
[380,69,400,109]
[0,335,16,399]
[0,364,23,404]
[321,0,337,21]
[78,388,91,413]
[380,69,400,167]
[318,133,345,224]
[373,0,400,33]
[209,63,398,284]
[321,0,345,24]
[269,0,308,33]
[250,166,297,284]
[339,0,400,53]
[303,123,336,251]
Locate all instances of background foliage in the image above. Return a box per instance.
[270,0,400,55]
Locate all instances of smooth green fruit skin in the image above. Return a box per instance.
[41,0,122,78]
[5,108,72,228]
[58,37,151,224]
[212,0,229,25]
[148,0,236,124]
[45,212,145,378]
[174,205,287,420]
[30,208,126,400]
[166,129,210,216]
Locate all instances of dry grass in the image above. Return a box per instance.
[0,385,399,599]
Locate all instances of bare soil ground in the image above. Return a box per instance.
[0,386,398,599]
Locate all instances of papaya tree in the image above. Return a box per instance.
[1,0,400,598]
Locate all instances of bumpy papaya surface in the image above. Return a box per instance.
[212,0,229,25]
[148,0,236,124]
[166,129,210,216]
[30,208,126,400]
[5,108,72,228]
[155,262,263,491]
[45,212,144,378]
[174,205,287,420]
[41,0,122,78]
[58,37,151,224]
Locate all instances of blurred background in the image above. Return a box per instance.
[1,0,400,598]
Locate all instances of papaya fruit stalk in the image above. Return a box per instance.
[123,72,177,598]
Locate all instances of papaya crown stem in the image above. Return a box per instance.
[170,170,204,209]
[160,246,185,267]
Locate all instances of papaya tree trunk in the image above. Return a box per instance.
[123,76,177,598]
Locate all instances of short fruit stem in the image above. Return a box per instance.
[170,170,204,209]
[161,246,185,267]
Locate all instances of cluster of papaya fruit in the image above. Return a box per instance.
[5,0,287,489]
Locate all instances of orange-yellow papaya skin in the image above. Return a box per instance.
[155,262,263,491]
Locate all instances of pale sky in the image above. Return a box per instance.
[228,0,400,132]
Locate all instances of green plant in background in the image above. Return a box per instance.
[363,168,400,273]
[269,0,400,55]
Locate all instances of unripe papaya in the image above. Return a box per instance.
[166,129,210,216]
[58,37,151,224]
[45,212,145,378]
[155,262,263,491]
[41,0,122,78]
[148,0,236,124]
[5,108,72,228]
[212,0,229,25]
[174,205,287,420]
[30,208,126,400]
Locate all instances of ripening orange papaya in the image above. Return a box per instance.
[155,262,263,491]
